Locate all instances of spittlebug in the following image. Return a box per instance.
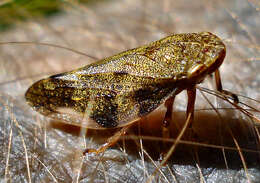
[25,32,237,153]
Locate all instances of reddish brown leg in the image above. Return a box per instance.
[215,69,239,103]
[162,96,175,139]
[84,126,129,155]
[186,87,196,129]
[159,88,196,164]
[159,96,175,160]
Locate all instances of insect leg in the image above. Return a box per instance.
[160,87,196,162]
[215,69,239,103]
[159,96,175,160]
[84,126,130,155]
[162,96,175,139]
[186,87,196,128]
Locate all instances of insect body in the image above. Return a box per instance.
[25,32,228,152]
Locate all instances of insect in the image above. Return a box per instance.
[25,32,238,154]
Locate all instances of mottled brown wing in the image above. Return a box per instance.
[25,70,179,129]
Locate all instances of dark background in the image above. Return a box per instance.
[0,0,260,182]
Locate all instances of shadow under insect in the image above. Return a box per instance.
[50,105,260,170]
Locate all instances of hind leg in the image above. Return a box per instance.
[84,125,130,155]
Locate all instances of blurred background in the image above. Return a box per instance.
[0,0,260,182]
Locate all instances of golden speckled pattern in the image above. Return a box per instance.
[25,32,226,129]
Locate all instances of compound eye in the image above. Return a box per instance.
[187,64,207,78]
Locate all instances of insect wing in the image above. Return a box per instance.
[25,68,178,129]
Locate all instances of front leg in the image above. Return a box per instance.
[159,87,196,164]
[162,96,175,139]
[215,69,239,103]
[186,87,196,129]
